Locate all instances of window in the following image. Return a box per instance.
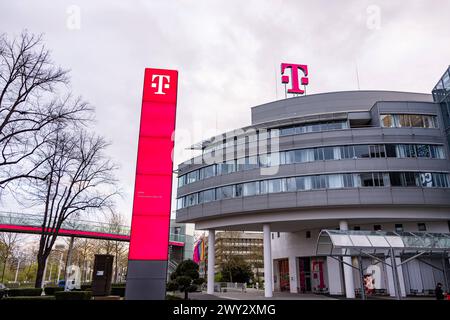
[369,145,386,158]
[373,172,385,186]
[187,170,199,184]
[360,173,374,187]
[221,159,236,174]
[410,114,424,127]
[430,145,445,159]
[416,145,431,158]
[389,172,402,186]
[343,174,355,188]
[186,193,198,207]
[280,126,295,136]
[178,175,186,187]
[395,224,404,233]
[296,176,312,190]
[354,145,369,158]
[268,179,284,193]
[295,149,314,163]
[314,148,324,161]
[199,165,216,180]
[312,175,326,189]
[243,182,259,196]
[340,145,354,159]
[323,147,335,160]
[381,114,438,128]
[260,180,268,194]
[374,225,382,231]
[199,189,215,203]
[396,144,415,158]
[286,177,297,192]
[176,197,185,209]
[306,231,311,239]
[398,114,411,127]
[418,223,426,231]
[281,150,295,165]
[385,144,397,157]
[353,226,361,231]
[235,184,243,197]
[381,114,394,128]
[217,185,234,200]
[328,174,344,189]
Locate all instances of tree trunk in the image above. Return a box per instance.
[184,289,188,300]
[35,256,46,288]
[1,253,9,282]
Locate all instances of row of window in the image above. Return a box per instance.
[178,143,446,187]
[176,172,450,209]
[203,120,349,153]
[380,114,438,129]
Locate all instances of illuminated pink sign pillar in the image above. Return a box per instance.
[125,68,178,300]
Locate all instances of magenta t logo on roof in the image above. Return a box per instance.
[281,63,309,95]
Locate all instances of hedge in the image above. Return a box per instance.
[7,288,43,297]
[54,291,92,300]
[44,287,64,295]
[2,296,55,300]
[111,286,125,297]
[80,284,92,291]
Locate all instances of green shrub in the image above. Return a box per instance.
[2,296,55,300]
[111,283,126,287]
[193,278,205,286]
[166,280,178,292]
[54,291,92,300]
[110,287,125,297]
[44,286,64,295]
[7,288,43,297]
[80,284,92,291]
[188,284,198,292]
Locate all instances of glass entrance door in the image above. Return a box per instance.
[298,257,311,293]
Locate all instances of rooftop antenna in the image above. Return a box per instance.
[355,61,361,90]
[275,64,278,100]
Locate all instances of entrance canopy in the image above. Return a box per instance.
[316,229,450,256]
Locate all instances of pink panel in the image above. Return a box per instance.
[128,68,178,261]
[128,215,170,260]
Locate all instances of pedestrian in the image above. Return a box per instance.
[435,283,444,300]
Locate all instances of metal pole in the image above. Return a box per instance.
[442,254,449,292]
[263,224,273,298]
[357,256,366,300]
[14,258,21,283]
[57,251,63,283]
[64,237,75,291]
[389,248,401,300]
[207,230,215,295]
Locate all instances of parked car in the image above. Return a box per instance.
[0,283,7,299]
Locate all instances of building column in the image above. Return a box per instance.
[207,229,215,295]
[288,256,298,293]
[339,220,355,298]
[263,224,273,298]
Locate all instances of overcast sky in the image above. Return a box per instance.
[1,0,449,224]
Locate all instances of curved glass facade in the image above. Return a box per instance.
[176,171,450,209]
[178,143,446,187]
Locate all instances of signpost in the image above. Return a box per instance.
[125,68,178,300]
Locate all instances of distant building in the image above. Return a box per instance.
[215,231,264,283]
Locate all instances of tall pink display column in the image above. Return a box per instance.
[125,68,178,300]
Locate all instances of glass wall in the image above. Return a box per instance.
[380,114,438,128]
[176,171,450,209]
[178,143,446,187]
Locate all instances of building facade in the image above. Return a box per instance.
[215,231,264,283]
[176,69,450,298]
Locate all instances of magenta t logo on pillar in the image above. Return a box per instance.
[281,63,309,94]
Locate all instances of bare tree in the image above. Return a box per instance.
[0,232,21,282]
[0,31,91,190]
[24,129,118,288]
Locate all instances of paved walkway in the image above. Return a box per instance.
[187,289,337,300]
